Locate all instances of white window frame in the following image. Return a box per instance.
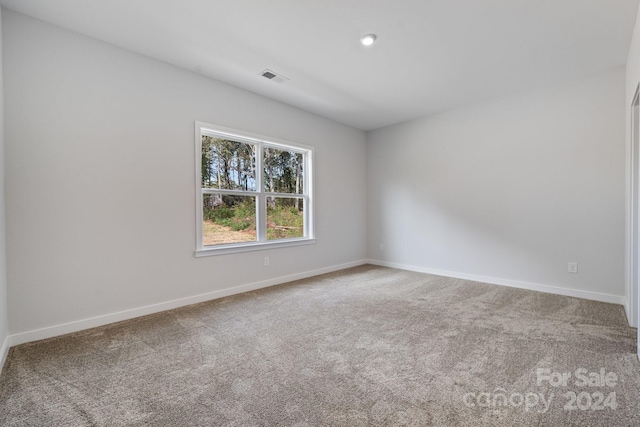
[195,122,315,257]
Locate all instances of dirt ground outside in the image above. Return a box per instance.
[203,221,256,246]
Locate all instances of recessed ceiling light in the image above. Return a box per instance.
[361,34,377,46]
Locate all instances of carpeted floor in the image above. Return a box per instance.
[0,265,639,426]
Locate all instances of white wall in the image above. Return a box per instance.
[3,10,367,340]
[0,6,9,363]
[367,67,626,302]
[625,4,640,338]
[627,7,640,114]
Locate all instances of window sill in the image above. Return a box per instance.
[195,238,316,257]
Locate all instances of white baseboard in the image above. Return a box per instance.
[0,334,10,373]
[623,304,635,327]
[8,260,367,347]
[5,258,627,359]
[367,259,627,306]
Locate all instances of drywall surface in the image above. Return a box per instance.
[3,10,367,336]
[0,6,9,359]
[367,67,625,299]
[627,7,640,108]
[625,3,640,332]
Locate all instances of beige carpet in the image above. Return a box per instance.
[0,265,639,426]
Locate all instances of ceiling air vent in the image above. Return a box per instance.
[260,69,289,83]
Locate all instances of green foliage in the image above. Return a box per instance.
[204,206,233,222]
[263,147,304,194]
[230,220,252,231]
[201,137,257,191]
[201,136,306,239]
[204,199,256,232]
[205,198,303,238]
[266,204,304,240]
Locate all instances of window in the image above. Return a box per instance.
[195,122,314,256]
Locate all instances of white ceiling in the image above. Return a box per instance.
[1,0,639,131]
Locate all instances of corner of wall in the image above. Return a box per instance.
[0,6,10,371]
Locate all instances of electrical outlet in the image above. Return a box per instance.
[379,243,384,251]
[264,257,270,267]
[568,262,578,274]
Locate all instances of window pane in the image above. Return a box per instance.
[266,197,304,240]
[203,194,256,246]
[202,136,256,191]
[263,147,304,194]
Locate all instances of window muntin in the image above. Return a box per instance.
[196,123,314,254]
